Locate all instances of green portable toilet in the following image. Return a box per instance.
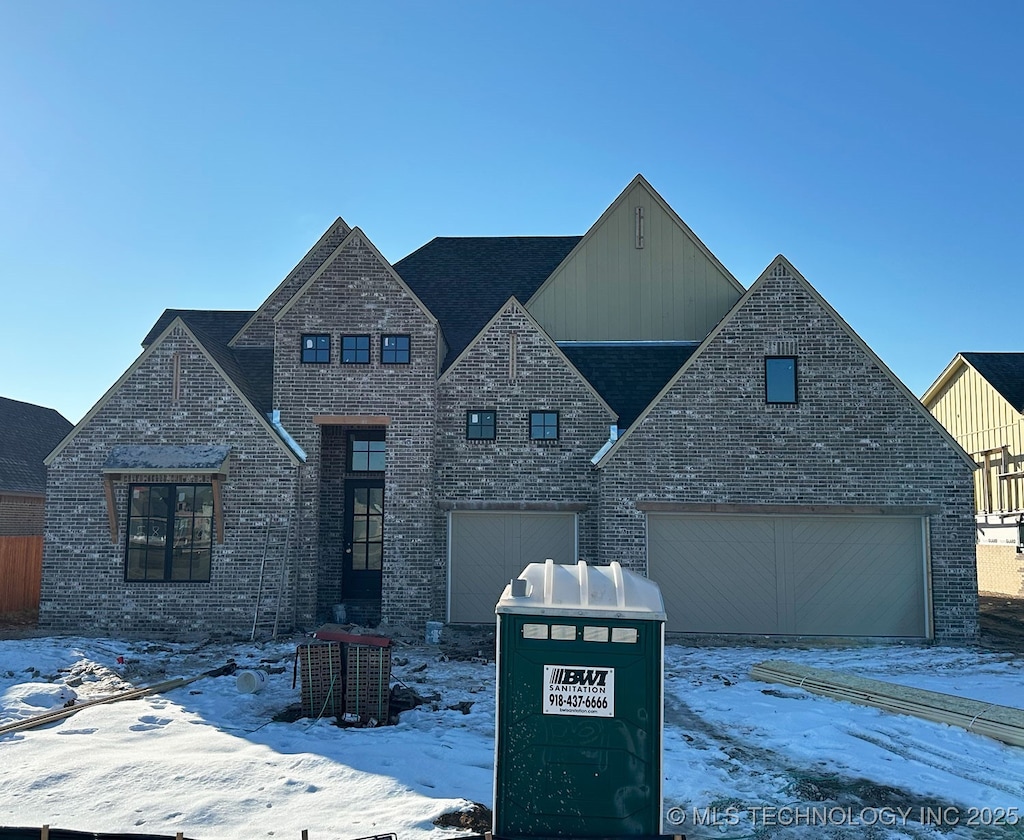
[494,559,667,838]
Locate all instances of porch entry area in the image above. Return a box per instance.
[316,419,388,626]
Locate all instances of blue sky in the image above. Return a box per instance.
[1,1,1020,423]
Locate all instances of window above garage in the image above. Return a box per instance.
[530,411,558,440]
[765,356,798,404]
[467,410,496,440]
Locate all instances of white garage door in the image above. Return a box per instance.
[648,514,927,637]
[449,511,577,623]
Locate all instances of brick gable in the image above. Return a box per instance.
[437,300,615,562]
[598,261,978,640]
[41,325,302,635]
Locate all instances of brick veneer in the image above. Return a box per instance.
[41,326,301,636]
[437,302,616,569]
[41,223,981,643]
[0,494,44,536]
[272,233,439,628]
[598,263,979,641]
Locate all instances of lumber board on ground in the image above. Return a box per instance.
[0,664,234,737]
[751,659,1024,747]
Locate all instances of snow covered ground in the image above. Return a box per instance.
[1,634,1023,840]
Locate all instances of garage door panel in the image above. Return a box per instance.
[450,512,575,623]
[649,514,926,637]
[648,515,778,633]
[520,516,577,566]
[789,517,924,636]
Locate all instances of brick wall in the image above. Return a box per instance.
[437,302,616,569]
[41,326,302,636]
[976,543,1024,597]
[598,263,979,641]
[272,233,439,628]
[0,494,44,536]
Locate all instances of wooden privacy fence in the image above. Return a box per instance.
[0,535,43,613]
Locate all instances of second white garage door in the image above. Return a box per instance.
[449,511,577,623]
[648,514,927,637]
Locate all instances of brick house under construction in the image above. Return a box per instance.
[41,176,979,641]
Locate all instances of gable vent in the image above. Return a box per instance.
[635,206,645,249]
[766,340,798,356]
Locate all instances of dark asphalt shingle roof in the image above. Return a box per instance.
[394,236,581,367]
[0,397,73,493]
[134,239,702,430]
[142,310,274,416]
[962,352,1024,413]
[559,344,699,430]
[142,310,255,348]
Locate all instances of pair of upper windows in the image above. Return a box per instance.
[301,334,410,365]
[467,411,558,441]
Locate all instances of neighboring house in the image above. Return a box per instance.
[0,396,73,535]
[40,176,979,641]
[923,353,1024,596]
[0,396,73,614]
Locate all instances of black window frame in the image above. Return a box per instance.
[348,429,386,473]
[530,410,559,441]
[466,410,497,440]
[125,483,214,583]
[765,356,798,404]
[341,334,371,364]
[301,334,331,364]
[381,334,411,365]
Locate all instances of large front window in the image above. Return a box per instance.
[126,484,213,582]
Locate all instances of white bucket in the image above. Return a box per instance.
[425,620,443,645]
[236,670,268,694]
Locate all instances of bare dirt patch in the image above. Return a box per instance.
[978,592,1024,653]
[3,596,1023,652]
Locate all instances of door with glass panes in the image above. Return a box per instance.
[343,431,384,602]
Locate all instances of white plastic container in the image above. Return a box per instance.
[425,620,443,644]
[236,669,268,694]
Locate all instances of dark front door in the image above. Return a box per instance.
[343,478,384,602]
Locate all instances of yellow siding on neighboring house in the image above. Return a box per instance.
[928,363,1024,515]
[526,179,742,341]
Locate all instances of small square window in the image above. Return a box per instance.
[765,356,797,404]
[466,410,496,440]
[342,335,370,364]
[530,411,558,440]
[381,335,410,364]
[301,334,330,364]
[350,433,386,472]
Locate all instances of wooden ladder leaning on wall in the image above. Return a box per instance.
[251,516,293,641]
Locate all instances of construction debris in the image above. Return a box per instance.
[0,664,236,738]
